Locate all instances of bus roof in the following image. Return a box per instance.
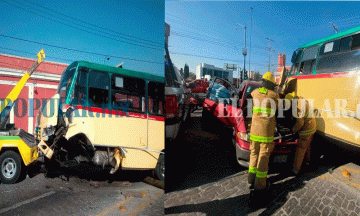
[300,25,360,49]
[74,61,164,83]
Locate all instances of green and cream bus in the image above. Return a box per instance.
[35,61,165,181]
[283,25,360,150]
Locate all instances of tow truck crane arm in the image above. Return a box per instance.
[0,49,45,129]
[0,49,45,184]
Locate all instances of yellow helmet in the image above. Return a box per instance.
[262,72,276,84]
[285,92,295,101]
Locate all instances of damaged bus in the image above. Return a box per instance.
[35,61,165,181]
[285,25,360,151]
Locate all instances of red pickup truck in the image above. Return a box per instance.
[202,77,298,167]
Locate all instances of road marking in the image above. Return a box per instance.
[0,191,55,214]
[128,191,163,216]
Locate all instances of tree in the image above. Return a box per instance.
[254,71,262,81]
[189,72,196,80]
[184,64,189,79]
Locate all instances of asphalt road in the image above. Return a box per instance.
[0,167,164,216]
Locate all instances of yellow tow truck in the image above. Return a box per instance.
[0,50,45,184]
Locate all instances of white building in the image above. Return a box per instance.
[196,63,233,82]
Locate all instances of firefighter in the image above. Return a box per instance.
[285,92,316,174]
[248,72,279,205]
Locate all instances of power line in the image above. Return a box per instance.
[2,0,162,50]
[0,34,163,65]
[170,51,268,66]
[24,0,163,46]
[0,46,74,63]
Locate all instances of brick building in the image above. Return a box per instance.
[275,53,291,83]
[0,53,68,134]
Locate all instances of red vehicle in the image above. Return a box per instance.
[186,79,209,94]
[202,77,298,167]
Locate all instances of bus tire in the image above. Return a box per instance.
[155,154,165,182]
[0,150,26,184]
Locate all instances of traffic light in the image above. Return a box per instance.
[244,70,248,80]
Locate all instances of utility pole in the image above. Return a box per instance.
[266,38,274,72]
[236,24,247,83]
[243,24,247,81]
[249,7,253,76]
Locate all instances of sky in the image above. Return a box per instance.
[0,0,164,76]
[166,1,360,76]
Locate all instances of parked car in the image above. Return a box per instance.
[165,43,191,140]
[202,77,298,167]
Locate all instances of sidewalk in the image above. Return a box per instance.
[165,163,360,216]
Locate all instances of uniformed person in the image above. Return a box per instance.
[248,72,279,202]
[285,92,316,174]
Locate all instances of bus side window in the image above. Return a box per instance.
[148,81,164,115]
[317,35,360,74]
[88,71,110,108]
[299,46,319,74]
[111,75,145,113]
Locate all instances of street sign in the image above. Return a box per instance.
[224,63,237,70]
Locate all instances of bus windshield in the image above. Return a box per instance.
[58,67,76,104]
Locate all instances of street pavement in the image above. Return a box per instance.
[165,109,360,215]
[0,168,164,216]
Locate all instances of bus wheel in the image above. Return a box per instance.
[155,154,165,182]
[0,151,26,184]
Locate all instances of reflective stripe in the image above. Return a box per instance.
[304,111,310,118]
[256,171,268,178]
[249,167,257,173]
[259,87,268,94]
[253,107,275,115]
[250,134,274,143]
[298,128,316,136]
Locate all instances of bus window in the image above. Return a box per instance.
[290,49,303,75]
[340,36,352,52]
[58,67,76,105]
[351,33,360,50]
[89,70,110,108]
[71,68,87,106]
[111,75,145,113]
[317,34,360,73]
[320,40,340,55]
[148,81,164,115]
[299,46,319,74]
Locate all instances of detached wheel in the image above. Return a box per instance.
[155,154,165,182]
[0,151,26,184]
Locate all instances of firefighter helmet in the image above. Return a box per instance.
[285,92,295,101]
[262,72,276,85]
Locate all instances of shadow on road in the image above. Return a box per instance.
[166,112,245,193]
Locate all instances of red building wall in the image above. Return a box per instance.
[0,53,68,134]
